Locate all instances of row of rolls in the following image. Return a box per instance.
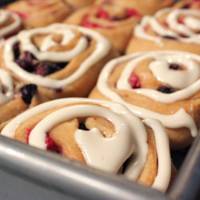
[0,0,199,193]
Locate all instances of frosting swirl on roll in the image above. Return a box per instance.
[135,8,200,44]
[3,24,111,89]
[0,69,14,105]
[0,10,21,39]
[1,98,171,192]
[97,51,199,137]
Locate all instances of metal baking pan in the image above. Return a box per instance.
[0,0,199,199]
[0,134,199,200]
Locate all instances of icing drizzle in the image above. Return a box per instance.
[4,24,111,89]
[1,98,171,191]
[0,10,21,39]
[97,51,199,137]
[135,9,200,44]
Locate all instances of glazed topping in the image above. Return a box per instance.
[97,51,199,137]
[1,98,171,192]
[135,9,200,44]
[4,24,111,88]
[0,10,21,39]
[82,5,141,29]
[0,69,14,105]
[20,84,37,104]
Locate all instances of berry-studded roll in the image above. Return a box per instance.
[90,51,200,149]
[96,0,175,15]
[1,98,172,192]
[0,68,39,128]
[0,24,115,101]
[174,0,200,9]
[7,0,71,28]
[65,0,174,52]
[127,8,200,54]
[64,0,95,9]
[0,10,22,40]
[65,0,144,52]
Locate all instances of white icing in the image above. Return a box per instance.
[4,24,111,89]
[1,98,171,191]
[0,69,14,105]
[135,8,200,44]
[97,51,198,137]
[30,105,134,173]
[0,10,21,38]
[143,119,171,192]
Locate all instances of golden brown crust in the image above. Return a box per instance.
[7,0,71,28]
[89,56,200,149]
[64,0,95,9]
[12,100,166,187]
[65,4,140,52]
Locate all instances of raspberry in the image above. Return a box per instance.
[126,8,142,19]
[25,128,32,144]
[96,8,110,19]
[129,74,141,89]
[45,134,61,153]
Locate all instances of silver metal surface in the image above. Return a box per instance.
[169,135,200,200]
[0,136,168,200]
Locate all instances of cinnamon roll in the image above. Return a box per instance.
[7,0,71,28]
[1,98,171,192]
[0,10,22,39]
[90,51,200,149]
[0,24,114,101]
[65,0,143,52]
[0,68,39,128]
[127,8,200,54]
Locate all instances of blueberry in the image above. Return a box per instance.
[79,122,89,130]
[16,51,38,72]
[13,42,20,59]
[169,63,180,70]
[20,84,37,104]
[35,62,67,76]
[162,35,177,40]
[157,86,174,94]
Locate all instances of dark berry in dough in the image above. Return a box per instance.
[20,84,37,104]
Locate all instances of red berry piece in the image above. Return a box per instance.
[25,128,32,144]
[96,8,110,19]
[45,134,62,154]
[129,74,141,89]
[12,11,28,20]
[126,8,142,19]
[178,16,185,24]
[82,15,101,28]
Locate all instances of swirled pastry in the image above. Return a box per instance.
[1,98,172,192]
[7,0,71,28]
[90,51,200,149]
[127,8,200,54]
[0,24,115,101]
[65,0,144,52]
[0,10,22,39]
[96,0,174,15]
[0,68,39,128]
